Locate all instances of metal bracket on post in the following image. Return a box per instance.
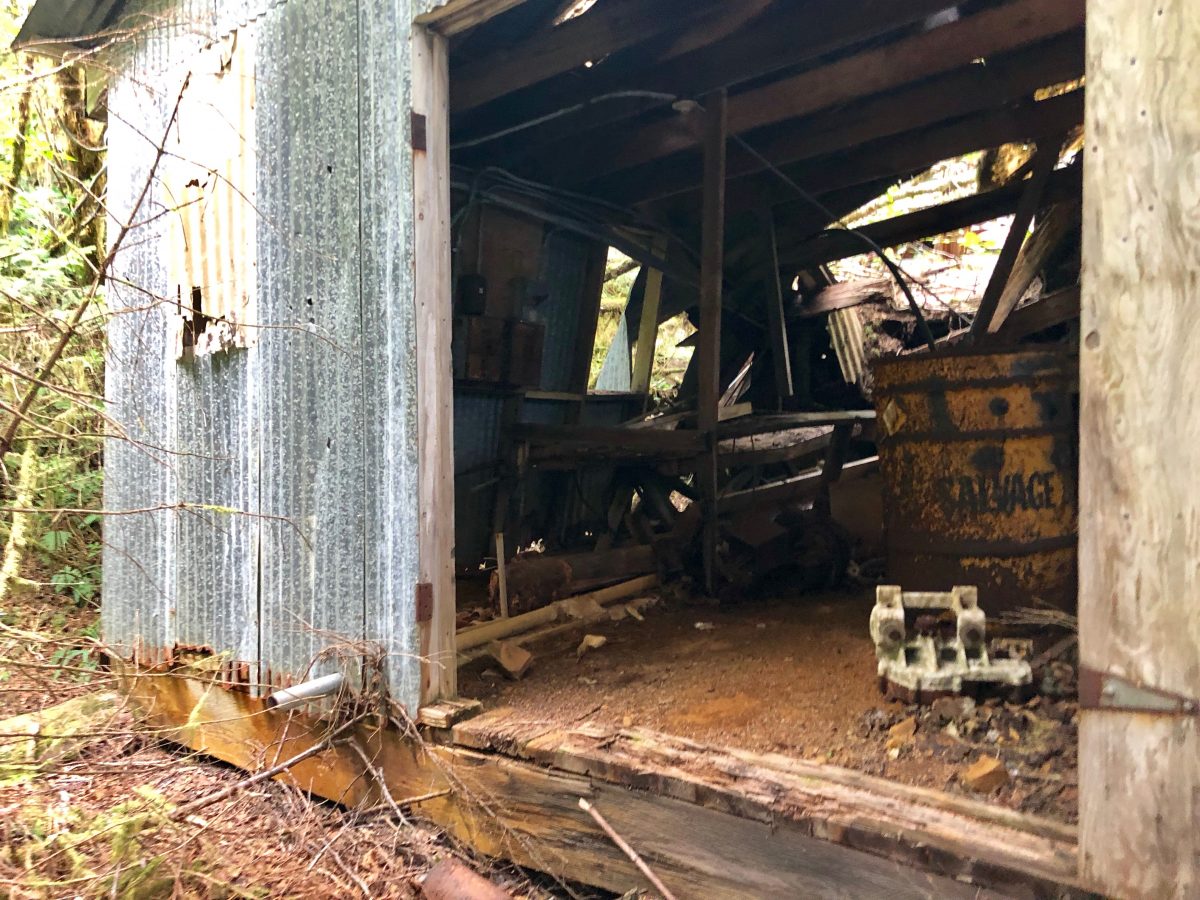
[1079,667,1200,715]
[415,581,433,624]
[411,112,428,151]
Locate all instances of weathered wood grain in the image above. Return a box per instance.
[413,26,457,704]
[119,669,1078,898]
[1079,0,1200,895]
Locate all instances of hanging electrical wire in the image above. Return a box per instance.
[451,91,679,151]
[728,132,938,352]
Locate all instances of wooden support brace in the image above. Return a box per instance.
[697,90,727,595]
[759,208,793,405]
[630,238,667,397]
[969,142,1062,339]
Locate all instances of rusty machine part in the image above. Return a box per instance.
[870,585,1032,703]
[872,347,1077,615]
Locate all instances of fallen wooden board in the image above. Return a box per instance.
[117,668,1079,898]
[718,456,879,516]
[458,574,659,651]
[454,708,1082,896]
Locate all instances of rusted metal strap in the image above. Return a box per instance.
[1079,667,1200,715]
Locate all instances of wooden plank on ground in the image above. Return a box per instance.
[454,708,1081,896]
[120,668,1079,899]
[1078,0,1200,895]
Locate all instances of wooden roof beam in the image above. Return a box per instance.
[777,161,1083,271]
[719,88,1085,222]
[450,0,719,114]
[461,0,956,167]
[550,0,1084,187]
[598,29,1084,206]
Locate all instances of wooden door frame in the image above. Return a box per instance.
[409,3,1200,895]
[412,22,456,704]
[1077,0,1200,895]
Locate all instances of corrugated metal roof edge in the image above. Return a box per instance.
[14,0,128,52]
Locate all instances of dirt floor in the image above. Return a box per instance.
[460,584,1079,823]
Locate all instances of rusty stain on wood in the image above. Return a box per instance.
[117,666,1080,898]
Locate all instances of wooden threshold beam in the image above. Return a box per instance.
[121,669,1082,899]
[554,0,1083,188]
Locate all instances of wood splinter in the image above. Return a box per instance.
[578,797,678,900]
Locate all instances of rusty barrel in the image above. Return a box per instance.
[872,347,1077,614]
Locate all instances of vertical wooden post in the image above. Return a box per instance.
[567,241,608,424]
[412,25,456,703]
[631,238,667,398]
[1078,1,1200,895]
[968,143,1059,339]
[697,90,727,595]
[758,208,792,406]
[494,532,509,618]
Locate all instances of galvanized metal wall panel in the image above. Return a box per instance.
[103,0,424,704]
[173,352,259,670]
[359,1,424,712]
[535,232,591,392]
[254,0,367,690]
[104,65,180,662]
[103,1,274,677]
[452,393,503,566]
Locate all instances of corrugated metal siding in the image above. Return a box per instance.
[103,0,424,708]
[255,0,367,690]
[451,233,599,565]
[358,0,423,712]
[535,232,590,392]
[104,60,180,663]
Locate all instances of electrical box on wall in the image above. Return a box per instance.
[452,315,545,388]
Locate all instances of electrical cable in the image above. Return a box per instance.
[727,132,938,351]
[450,91,679,151]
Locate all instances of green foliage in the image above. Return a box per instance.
[0,0,107,622]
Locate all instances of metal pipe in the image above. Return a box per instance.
[265,672,345,712]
